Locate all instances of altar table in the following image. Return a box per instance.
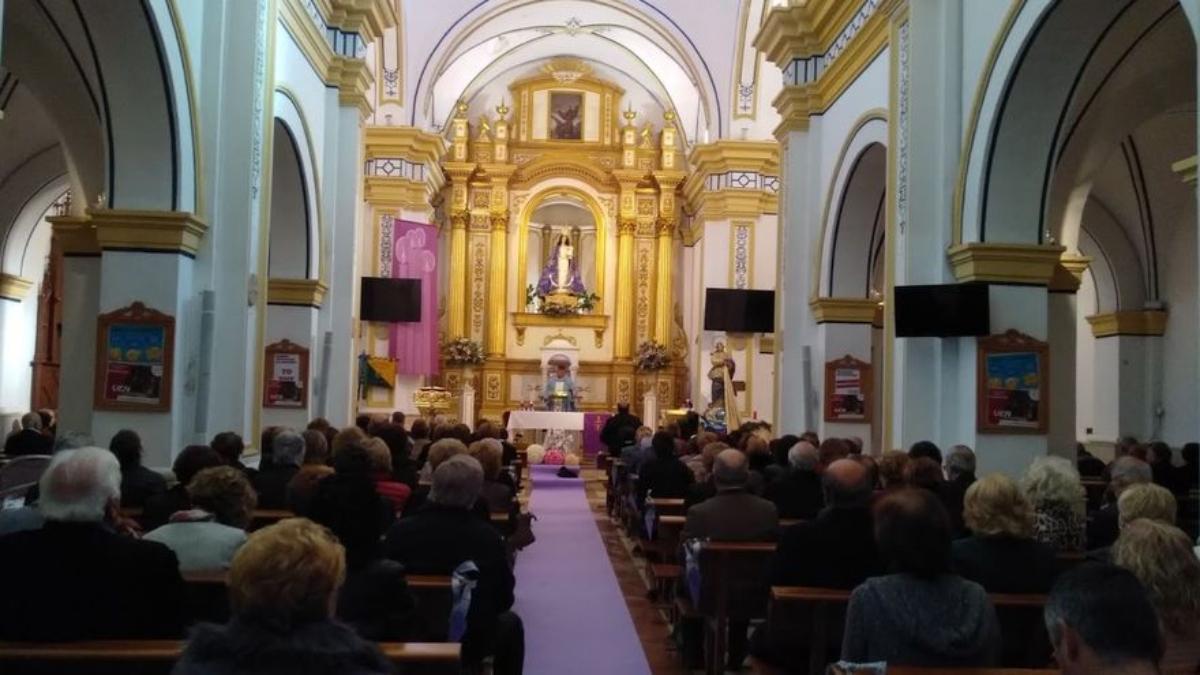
[506,411,585,433]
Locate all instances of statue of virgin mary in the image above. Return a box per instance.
[537,232,586,296]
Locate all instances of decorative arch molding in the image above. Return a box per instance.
[813,110,887,299]
[509,158,617,194]
[514,180,611,318]
[0,145,68,277]
[272,89,325,283]
[1,177,69,279]
[955,0,1198,246]
[2,0,198,213]
[411,0,722,141]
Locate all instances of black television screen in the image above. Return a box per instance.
[360,277,421,323]
[704,289,775,333]
[894,283,989,337]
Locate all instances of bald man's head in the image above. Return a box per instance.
[713,448,749,489]
[823,458,872,508]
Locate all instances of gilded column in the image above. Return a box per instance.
[446,211,469,339]
[651,170,684,345]
[614,218,638,360]
[652,217,675,345]
[485,211,508,356]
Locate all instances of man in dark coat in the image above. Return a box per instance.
[758,459,884,669]
[109,429,167,508]
[0,446,185,640]
[683,449,778,670]
[4,412,52,456]
[600,403,642,455]
[764,441,824,520]
[385,454,524,675]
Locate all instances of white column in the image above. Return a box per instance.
[56,255,100,436]
[91,250,197,467]
[192,0,276,446]
[774,128,819,433]
[815,321,874,450]
[1047,291,1078,457]
[262,303,320,429]
[320,103,364,426]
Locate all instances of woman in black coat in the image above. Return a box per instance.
[174,518,392,675]
[951,474,1056,593]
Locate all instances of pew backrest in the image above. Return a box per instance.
[769,586,1052,672]
[0,640,460,675]
[695,542,777,621]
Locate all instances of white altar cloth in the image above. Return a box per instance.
[506,410,585,432]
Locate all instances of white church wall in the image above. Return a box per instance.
[1075,273,1098,442]
[1159,205,1199,445]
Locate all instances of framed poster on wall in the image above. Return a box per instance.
[824,355,872,423]
[94,302,175,412]
[263,339,309,408]
[977,329,1049,434]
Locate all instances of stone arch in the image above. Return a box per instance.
[269,90,323,281]
[956,0,1196,245]
[814,113,887,298]
[2,0,198,212]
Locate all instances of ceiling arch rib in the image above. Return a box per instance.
[417,0,719,140]
[439,33,702,143]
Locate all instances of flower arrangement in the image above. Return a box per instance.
[442,337,485,365]
[527,286,601,316]
[635,340,671,372]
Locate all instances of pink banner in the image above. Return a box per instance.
[389,218,439,375]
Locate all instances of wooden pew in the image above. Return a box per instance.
[691,541,778,675]
[883,662,1060,667]
[248,508,295,530]
[406,575,454,641]
[181,570,231,624]
[119,508,295,532]
[180,571,454,644]
[0,640,461,674]
[646,497,686,517]
[768,587,1052,674]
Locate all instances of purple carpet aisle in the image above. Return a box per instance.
[514,465,653,675]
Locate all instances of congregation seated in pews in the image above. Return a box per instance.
[0,411,530,674]
[597,416,1200,674]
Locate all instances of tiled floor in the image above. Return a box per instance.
[583,470,689,675]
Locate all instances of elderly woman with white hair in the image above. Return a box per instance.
[1019,455,1087,552]
[0,446,186,640]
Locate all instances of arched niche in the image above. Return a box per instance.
[266,106,321,281]
[527,197,599,295]
[815,113,887,298]
[515,183,610,315]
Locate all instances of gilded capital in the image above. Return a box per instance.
[490,211,510,232]
[450,212,469,230]
[655,217,676,235]
[618,219,638,235]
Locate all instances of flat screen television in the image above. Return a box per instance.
[359,277,421,322]
[703,288,775,333]
[894,283,989,337]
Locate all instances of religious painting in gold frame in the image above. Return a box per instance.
[548,91,584,140]
[824,354,871,423]
[94,302,175,412]
[976,329,1049,434]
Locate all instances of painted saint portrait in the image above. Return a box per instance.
[549,91,583,140]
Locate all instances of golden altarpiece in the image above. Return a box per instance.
[366,60,692,421]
